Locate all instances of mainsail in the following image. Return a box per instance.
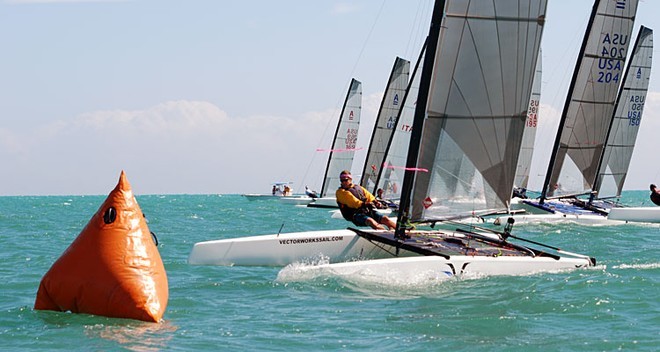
[540,0,639,200]
[515,49,542,191]
[360,57,410,191]
[397,0,547,227]
[594,26,653,199]
[319,79,362,197]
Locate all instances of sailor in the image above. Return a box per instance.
[650,184,660,206]
[512,186,527,199]
[305,185,319,199]
[335,170,396,230]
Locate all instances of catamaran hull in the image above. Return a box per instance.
[607,207,660,223]
[483,199,624,226]
[278,196,314,206]
[277,255,593,282]
[188,229,414,266]
[489,212,624,226]
[242,194,283,200]
[307,197,339,209]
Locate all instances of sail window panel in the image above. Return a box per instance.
[414,129,501,221]
[553,155,589,196]
[596,166,620,199]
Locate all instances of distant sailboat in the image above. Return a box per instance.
[541,0,639,202]
[499,0,647,225]
[242,182,294,200]
[599,26,658,223]
[595,26,653,200]
[306,79,362,208]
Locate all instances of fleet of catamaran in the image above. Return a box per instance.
[189,0,656,281]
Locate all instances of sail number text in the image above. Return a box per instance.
[597,32,628,84]
[527,99,539,127]
[627,95,645,126]
[345,128,358,149]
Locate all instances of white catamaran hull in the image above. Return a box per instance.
[188,229,415,266]
[278,196,314,206]
[607,207,660,223]
[307,197,339,209]
[489,212,624,226]
[277,255,593,282]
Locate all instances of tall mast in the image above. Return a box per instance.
[395,0,445,238]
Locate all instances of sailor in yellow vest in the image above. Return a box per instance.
[335,170,397,230]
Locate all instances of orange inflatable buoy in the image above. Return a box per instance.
[34,171,168,322]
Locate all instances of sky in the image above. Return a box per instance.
[1,0,659,196]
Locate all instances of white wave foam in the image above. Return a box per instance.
[612,262,660,270]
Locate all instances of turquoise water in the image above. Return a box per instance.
[1,192,658,351]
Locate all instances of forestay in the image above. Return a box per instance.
[400,1,547,222]
[541,0,639,199]
[594,26,653,199]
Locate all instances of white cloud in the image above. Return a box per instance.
[0,100,343,195]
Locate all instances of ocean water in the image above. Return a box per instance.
[1,191,658,351]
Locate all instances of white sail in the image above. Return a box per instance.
[375,44,426,201]
[595,26,653,199]
[360,58,410,192]
[541,0,639,199]
[515,49,542,191]
[319,79,362,198]
[400,0,547,221]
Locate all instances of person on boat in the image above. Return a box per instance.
[512,186,527,199]
[336,170,396,230]
[375,188,397,210]
[305,186,319,199]
[283,185,291,196]
[650,184,660,206]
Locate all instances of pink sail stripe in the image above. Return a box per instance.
[316,147,364,152]
[383,163,429,172]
